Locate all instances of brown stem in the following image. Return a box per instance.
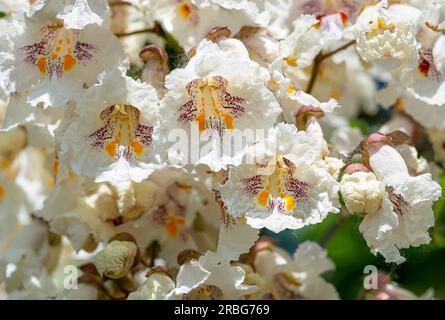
[320,209,349,247]
[306,40,355,94]
[115,27,157,38]
[306,55,323,95]
[114,21,166,38]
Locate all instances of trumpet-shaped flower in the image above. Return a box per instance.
[0,0,126,108]
[60,67,162,183]
[359,142,441,264]
[162,38,281,171]
[219,123,339,233]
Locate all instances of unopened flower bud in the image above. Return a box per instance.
[93,240,138,279]
[204,26,231,43]
[362,132,391,169]
[295,105,325,131]
[140,45,169,96]
[177,249,201,265]
[386,130,410,146]
[363,132,390,146]
[127,272,175,300]
[183,284,224,300]
[343,163,369,175]
[188,26,231,59]
[250,237,275,260]
[340,171,384,215]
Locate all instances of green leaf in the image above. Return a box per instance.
[126,65,143,80]
[395,246,445,299]
[433,172,445,248]
[295,214,379,299]
[163,31,186,70]
[348,118,369,135]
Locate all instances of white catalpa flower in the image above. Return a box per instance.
[379,7,445,130]
[376,18,444,130]
[117,168,222,266]
[367,4,445,128]
[394,143,430,176]
[397,35,445,129]
[168,216,259,299]
[14,147,55,212]
[47,0,110,29]
[0,18,23,101]
[25,0,110,24]
[359,140,441,264]
[278,14,322,69]
[353,0,421,64]
[269,15,322,119]
[0,0,30,18]
[0,126,27,168]
[311,51,378,118]
[1,0,445,301]
[170,251,256,299]
[219,123,340,233]
[60,67,162,183]
[251,0,296,39]
[376,85,445,130]
[253,241,339,299]
[254,0,368,40]
[0,0,126,108]
[37,173,118,251]
[128,271,176,300]
[290,0,365,51]
[234,26,280,68]
[1,93,64,148]
[0,220,58,299]
[109,178,158,223]
[152,0,269,50]
[193,0,270,25]
[162,38,281,171]
[294,93,339,159]
[340,169,385,215]
[0,168,30,242]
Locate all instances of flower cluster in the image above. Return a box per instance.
[0,0,443,300]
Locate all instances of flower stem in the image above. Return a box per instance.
[306,40,355,94]
[321,209,349,247]
[115,27,158,38]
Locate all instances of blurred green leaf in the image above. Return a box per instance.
[433,172,445,248]
[295,214,380,299]
[163,31,186,70]
[394,246,445,299]
[126,65,143,80]
[348,118,369,135]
